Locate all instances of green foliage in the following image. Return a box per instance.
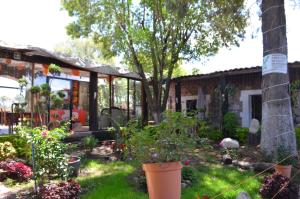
[17,125,70,182]
[40,83,51,97]
[49,64,62,76]
[30,86,41,94]
[83,136,98,153]
[276,145,297,166]
[295,127,300,149]
[223,112,239,137]
[181,166,198,186]
[0,142,16,161]
[198,121,223,142]
[54,38,115,64]
[235,127,249,144]
[18,76,28,89]
[0,135,30,160]
[61,0,248,118]
[126,111,197,163]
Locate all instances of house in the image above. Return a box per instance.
[168,62,300,128]
[0,41,145,135]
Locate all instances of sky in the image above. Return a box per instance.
[0,0,299,74]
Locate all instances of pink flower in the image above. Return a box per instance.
[184,160,190,166]
[41,130,48,138]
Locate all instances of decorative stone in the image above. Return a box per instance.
[220,138,239,149]
[249,119,260,134]
[236,192,251,199]
[222,154,232,165]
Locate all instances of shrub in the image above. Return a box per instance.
[259,172,298,199]
[181,166,198,186]
[17,125,70,181]
[235,127,249,144]
[127,111,197,163]
[0,160,32,182]
[198,121,223,142]
[38,180,81,199]
[83,136,98,153]
[276,145,297,166]
[223,112,239,137]
[0,142,16,161]
[0,135,30,160]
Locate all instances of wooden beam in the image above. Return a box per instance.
[175,81,181,112]
[127,78,130,122]
[89,72,98,131]
[141,82,148,125]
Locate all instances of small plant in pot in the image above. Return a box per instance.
[274,145,297,178]
[83,136,98,155]
[126,111,197,199]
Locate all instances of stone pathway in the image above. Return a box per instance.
[0,183,12,199]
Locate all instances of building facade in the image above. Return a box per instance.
[168,62,300,128]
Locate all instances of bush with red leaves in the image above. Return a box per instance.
[259,172,298,199]
[38,180,81,199]
[0,160,32,182]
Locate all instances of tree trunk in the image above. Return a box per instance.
[261,0,297,156]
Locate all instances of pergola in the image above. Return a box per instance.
[0,41,147,132]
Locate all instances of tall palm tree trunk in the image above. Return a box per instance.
[261,0,297,156]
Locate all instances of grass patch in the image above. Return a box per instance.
[79,160,262,199]
[184,164,262,198]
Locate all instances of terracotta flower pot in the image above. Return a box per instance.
[143,161,182,199]
[275,164,292,178]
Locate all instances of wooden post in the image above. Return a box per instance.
[108,75,112,114]
[89,72,98,131]
[141,81,148,125]
[175,81,181,112]
[127,78,130,122]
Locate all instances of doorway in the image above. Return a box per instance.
[251,95,262,122]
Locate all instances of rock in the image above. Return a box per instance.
[252,162,274,173]
[181,182,188,189]
[220,138,239,149]
[249,119,260,134]
[236,192,251,199]
[0,184,12,199]
[222,154,232,165]
[237,161,252,170]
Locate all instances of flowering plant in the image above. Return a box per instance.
[38,179,81,199]
[16,124,71,182]
[126,111,197,163]
[0,160,32,182]
[0,142,16,161]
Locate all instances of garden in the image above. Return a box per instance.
[1,109,299,199]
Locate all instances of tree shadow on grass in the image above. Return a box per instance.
[184,164,262,199]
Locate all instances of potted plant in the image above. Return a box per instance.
[127,111,197,199]
[68,156,81,177]
[83,135,98,155]
[274,145,296,178]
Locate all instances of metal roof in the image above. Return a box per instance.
[0,40,141,80]
[172,61,300,81]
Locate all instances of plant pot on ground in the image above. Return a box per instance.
[126,111,197,199]
[68,156,81,177]
[274,145,297,178]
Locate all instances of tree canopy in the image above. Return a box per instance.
[54,38,114,64]
[62,0,248,122]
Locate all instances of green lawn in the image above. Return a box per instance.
[78,160,262,199]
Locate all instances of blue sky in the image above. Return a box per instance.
[0,0,299,74]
